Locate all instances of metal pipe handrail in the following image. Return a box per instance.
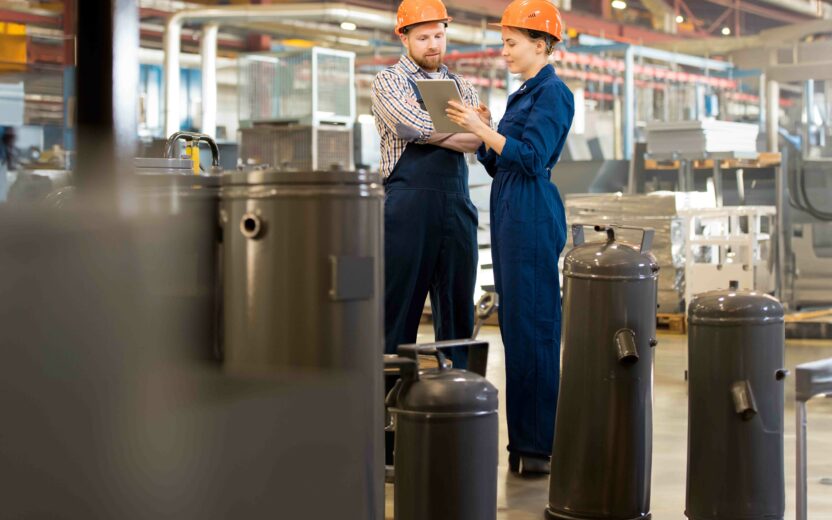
[163,3,502,136]
[164,131,221,167]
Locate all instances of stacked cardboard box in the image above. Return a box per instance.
[645,120,759,155]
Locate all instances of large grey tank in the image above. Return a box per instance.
[220,168,384,518]
[132,157,222,361]
[220,168,383,370]
[686,283,786,520]
[388,340,498,520]
[547,225,659,520]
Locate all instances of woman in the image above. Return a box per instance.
[446,0,574,475]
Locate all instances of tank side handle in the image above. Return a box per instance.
[614,328,639,364]
[571,224,585,247]
[600,224,655,253]
[731,380,758,420]
[639,228,655,253]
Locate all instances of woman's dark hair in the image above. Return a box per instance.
[523,29,556,55]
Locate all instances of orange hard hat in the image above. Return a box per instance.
[395,0,453,35]
[491,0,564,41]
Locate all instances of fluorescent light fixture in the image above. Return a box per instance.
[340,21,357,31]
[721,26,731,35]
[675,15,684,23]
[611,0,627,9]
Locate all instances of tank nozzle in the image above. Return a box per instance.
[614,329,639,364]
[731,380,758,420]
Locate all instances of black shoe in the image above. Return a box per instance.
[508,453,550,475]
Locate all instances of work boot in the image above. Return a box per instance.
[508,452,551,475]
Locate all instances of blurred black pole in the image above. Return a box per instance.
[74,0,139,208]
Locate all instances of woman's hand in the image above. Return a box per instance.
[446,100,489,134]
[477,104,492,126]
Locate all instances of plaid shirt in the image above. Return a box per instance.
[370,55,480,178]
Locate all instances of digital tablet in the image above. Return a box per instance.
[414,79,468,134]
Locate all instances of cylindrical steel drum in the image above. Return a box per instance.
[547,225,659,520]
[389,341,498,520]
[220,169,384,518]
[220,169,383,370]
[686,284,786,520]
[133,157,222,361]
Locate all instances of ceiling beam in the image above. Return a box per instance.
[0,8,60,26]
[562,9,693,43]
[701,0,811,23]
[707,6,735,33]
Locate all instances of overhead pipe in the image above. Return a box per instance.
[357,47,739,89]
[767,79,780,153]
[163,3,501,135]
[754,0,832,18]
[624,46,635,161]
[639,0,677,33]
[200,23,218,139]
[576,35,733,71]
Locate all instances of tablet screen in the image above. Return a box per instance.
[414,79,467,134]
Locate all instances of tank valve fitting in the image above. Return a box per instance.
[731,380,758,420]
[240,212,263,239]
[614,328,639,364]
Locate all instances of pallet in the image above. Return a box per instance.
[426,309,685,334]
[657,313,686,334]
[784,308,832,323]
[645,152,781,171]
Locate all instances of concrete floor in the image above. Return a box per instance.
[385,325,832,519]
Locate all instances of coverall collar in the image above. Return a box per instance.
[516,64,555,95]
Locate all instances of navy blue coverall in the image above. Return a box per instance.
[477,65,574,458]
[384,76,479,368]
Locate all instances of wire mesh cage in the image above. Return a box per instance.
[239,48,355,127]
[239,124,354,171]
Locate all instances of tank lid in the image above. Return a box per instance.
[688,286,784,325]
[393,368,498,415]
[222,168,382,186]
[134,157,193,172]
[564,226,659,280]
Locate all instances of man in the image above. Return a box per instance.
[371,0,482,367]
[1,127,18,170]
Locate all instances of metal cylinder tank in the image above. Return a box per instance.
[220,169,383,370]
[547,225,659,520]
[389,340,498,520]
[133,157,222,361]
[220,168,384,518]
[686,283,785,520]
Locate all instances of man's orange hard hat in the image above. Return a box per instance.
[395,0,453,35]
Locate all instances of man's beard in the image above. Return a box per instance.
[412,52,443,71]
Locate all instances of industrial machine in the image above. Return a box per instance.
[238,124,353,171]
[238,47,355,128]
[237,48,356,171]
